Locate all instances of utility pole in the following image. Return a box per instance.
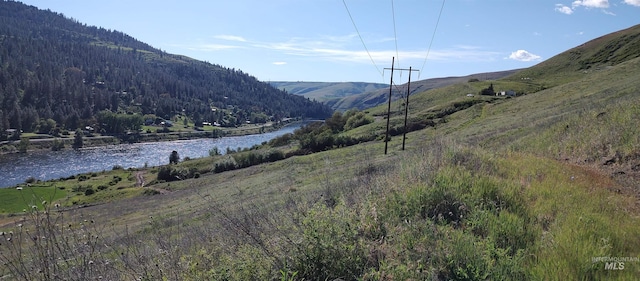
[402,66,413,151]
[383,58,419,154]
[384,57,395,155]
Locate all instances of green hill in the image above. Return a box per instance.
[270,70,519,112]
[2,17,640,281]
[270,81,388,103]
[329,69,519,111]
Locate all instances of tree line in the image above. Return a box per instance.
[0,1,332,140]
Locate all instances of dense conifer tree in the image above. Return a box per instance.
[0,1,332,134]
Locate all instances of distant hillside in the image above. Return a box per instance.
[504,24,640,88]
[327,69,520,111]
[0,1,332,138]
[269,81,388,103]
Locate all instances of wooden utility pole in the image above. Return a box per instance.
[402,66,413,151]
[384,57,395,155]
[383,58,419,154]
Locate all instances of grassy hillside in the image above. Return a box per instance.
[270,81,388,102]
[270,70,519,112]
[504,24,640,88]
[330,69,520,111]
[2,25,640,280]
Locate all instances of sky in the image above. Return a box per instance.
[16,0,640,84]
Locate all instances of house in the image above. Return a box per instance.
[5,129,19,139]
[497,90,516,97]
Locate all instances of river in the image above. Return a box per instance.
[0,123,305,188]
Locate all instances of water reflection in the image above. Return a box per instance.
[0,123,304,188]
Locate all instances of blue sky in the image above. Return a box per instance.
[18,0,640,83]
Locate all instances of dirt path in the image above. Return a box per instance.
[135,171,145,187]
[135,170,172,195]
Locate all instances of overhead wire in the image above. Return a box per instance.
[418,0,446,80]
[391,0,400,75]
[342,0,384,79]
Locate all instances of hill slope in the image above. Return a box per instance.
[328,69,520,111]
[0,1,332,138]
[2,18,640,281]
[269,81,388,103]
[504,24,640,88]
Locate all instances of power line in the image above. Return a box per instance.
[418,0,446,80]
[342,0,384,78]
[391,0,400,73]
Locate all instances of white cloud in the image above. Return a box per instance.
[214,35,247,42]
[571,0,609,8]
[555,4,574,14]
[556,0,626,15]
[508,50,541,62]
[254,38,500,65]
[183,34,501,67]
[624,0,640,6]
[187,44,244,51]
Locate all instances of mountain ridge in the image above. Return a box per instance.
[0,0,332,139]
[270,69,521,111]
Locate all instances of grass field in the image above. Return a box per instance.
[2,26,640,280]
[0,184,67,214]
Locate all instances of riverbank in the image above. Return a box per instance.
[0,119,304,155]
[0,121,311,188]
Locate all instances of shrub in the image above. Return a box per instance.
[209,146,221,156]
[156,166,191,182]
[214,158,237,173]
[72,184,92,193]
[287,203,368,280]
[143,189,160,195]
[18,138,29,153]
[268,133,293,147]
[344,111,374,131]
[169,150,180,164]
[51,139,65,151]
[73,128,84,148]
[84,188,95,196]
